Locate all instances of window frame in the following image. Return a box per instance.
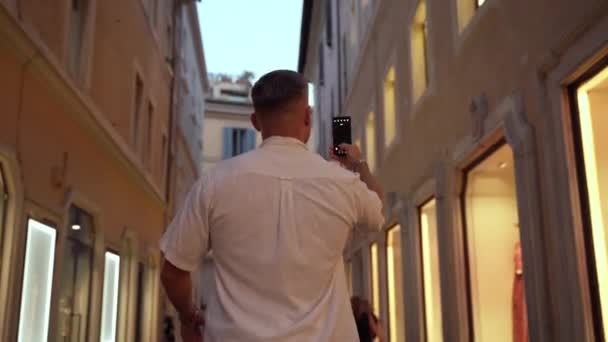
[132,72,144,151]
[0,165,7,254]
[99,249,121,342]
[56,205,96,341]
[369,241,381,319]
[458,138,511,341]
[143,100,155,169]
[17,218,58,342]
[418,197,444,342]
[385,224,405,342]
[410,0,430,105]
[566,56,608,340]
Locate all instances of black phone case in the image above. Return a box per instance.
[332,117,352,156]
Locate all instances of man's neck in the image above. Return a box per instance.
[261,132,306,144]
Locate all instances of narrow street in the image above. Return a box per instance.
[0,0,607,341]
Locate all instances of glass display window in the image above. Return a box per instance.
[387,225,405,342]
[18,219,57,342]
[57,206,95,341]
[571,61,608,340]
[370,242,381,318]
[366,111,376,171]
[100,251,120,342]
[461,142,528,342]
[384,67,397,148]
[420,199,443,342]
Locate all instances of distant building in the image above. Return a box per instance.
[300,0,608,341]
[0,1,206,341]
[202,79,260,172]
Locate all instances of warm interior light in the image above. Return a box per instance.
[577,65,608,339]
[366,112,376,171]
[18,219,57,342]
[465,144,519,341]
[421,200,443,341]
[71,224,81,231]
[100,251,121,342]
[384,67,397,148]
[370,242,380,318]
[498,162,507,169]
[387,225,405,342]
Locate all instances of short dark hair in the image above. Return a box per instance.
[251,70,308,114]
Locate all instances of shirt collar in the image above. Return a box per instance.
[260,136,308,151]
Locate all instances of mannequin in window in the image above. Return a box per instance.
[513,226,528,342]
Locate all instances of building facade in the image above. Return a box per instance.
[201,79,260,172]
[0,0,206,341]
[300,0,608,341]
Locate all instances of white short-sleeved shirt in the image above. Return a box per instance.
[160,136,384,342]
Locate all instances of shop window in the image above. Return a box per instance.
[100,251,120,342]
[0,165,7,252]
[143,101,154,169]
[67,0,89,80]
[457,0,486,33]
[383,67,397,148]
[132,74,144,150]
[462,142,528,342]
[56,206,95,340]
[420,199,444,341]
[370,242,381,318]
[387,225,405,342]
[411,0,429,103]
[572,62,608,340]
[17,219,57,342]
[134,262,147,341]
[366,111,376,171]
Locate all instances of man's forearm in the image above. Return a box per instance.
[357,162,384,206]
[161,261,195,321]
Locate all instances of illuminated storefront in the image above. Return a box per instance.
[461,142,528,342]
[370,242,381,318]
[570,60,608,340]
[419,200,443,342]
[387,225,405,342]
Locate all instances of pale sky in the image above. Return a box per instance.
[198,0,303,81]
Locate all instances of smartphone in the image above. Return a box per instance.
[332,116,352,157]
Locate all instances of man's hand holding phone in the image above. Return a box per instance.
[329,143,363,172]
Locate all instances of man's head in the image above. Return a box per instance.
[250,70,311,142]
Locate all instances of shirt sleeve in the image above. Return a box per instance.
[159,174,211,272]
[352,178,384,234]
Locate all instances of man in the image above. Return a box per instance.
[160,70,385,341]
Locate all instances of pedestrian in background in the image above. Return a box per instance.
[160,70,385,341]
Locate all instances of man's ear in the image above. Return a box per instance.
[251,113,261,131]
[304,107,312,127]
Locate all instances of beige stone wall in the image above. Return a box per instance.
[202,105,260,172]
[0,1,203,341]
[303,0,608,341]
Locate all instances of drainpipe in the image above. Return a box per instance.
[165,0,182,221]
[336,0,342,115]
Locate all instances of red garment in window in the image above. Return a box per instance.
[513,241,528,342]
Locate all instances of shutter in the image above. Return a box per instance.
[222,127,233,159]
[244,129,257,152]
